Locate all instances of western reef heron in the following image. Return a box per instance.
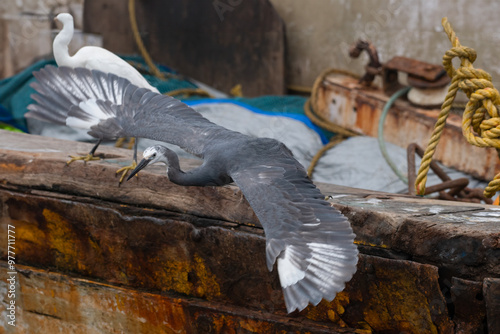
[26,65,358,313]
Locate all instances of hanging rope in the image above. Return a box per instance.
[128,0,165,79]
[415,18,500,198]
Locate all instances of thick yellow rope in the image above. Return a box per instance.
[415,17,500,198]
[128,0,165,79]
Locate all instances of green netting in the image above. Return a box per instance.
[0,59,54,130]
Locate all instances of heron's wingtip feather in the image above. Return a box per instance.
[279,239,358,313]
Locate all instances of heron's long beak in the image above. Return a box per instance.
[126,158,151,181]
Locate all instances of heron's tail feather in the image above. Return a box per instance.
[278,238,358,313]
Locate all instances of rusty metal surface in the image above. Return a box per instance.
[407,74,451,89]
[384,56,447,82]
[348,40,381,86]
[407,143,492,203]
[348,41,450,94]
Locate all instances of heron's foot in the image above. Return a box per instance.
[116,160,137,184]
[67,153,101,165]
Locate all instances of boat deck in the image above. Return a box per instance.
[0,131,499,333]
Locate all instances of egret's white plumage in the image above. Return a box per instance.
[53,13,159,93]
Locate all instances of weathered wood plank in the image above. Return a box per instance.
[0,262,360,334]
[0,188,452,332]
[484,278,500,334]
[451,277,487,333]
[1,130,499,280]
[83,0,286,96]
[0,131,257,226]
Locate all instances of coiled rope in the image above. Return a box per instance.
[305,69,361,177]
[415,17,500,198]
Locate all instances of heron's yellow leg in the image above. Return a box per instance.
[116,160,137,184]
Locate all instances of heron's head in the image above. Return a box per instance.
[126,145,169,181]
[54,13,73,25]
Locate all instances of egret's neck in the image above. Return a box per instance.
[53,20,76,66]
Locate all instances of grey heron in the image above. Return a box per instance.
[26,65,358,313]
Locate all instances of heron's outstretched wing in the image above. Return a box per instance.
[26,66,239,157]
[27,65,148,125]
[229,154,358,313]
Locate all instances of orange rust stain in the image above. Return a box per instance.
[360,265,439,334]
[354,102,379,137]
[0,163,26,172]
[304,291,351,325]
[43,209,87,272]
[14,221,45,249]
[206,314,277,333]
[146,252,222,299]
[192,254,221,299]
[106,290,190,332]
[154,257,193,295]
[354,240,388,248]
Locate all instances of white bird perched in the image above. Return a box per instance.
[53,13,159,93]
[52,12,159,180]
[26,66,359,313]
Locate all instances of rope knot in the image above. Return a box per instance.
[416,17,500,199]
[443,46,477,77]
